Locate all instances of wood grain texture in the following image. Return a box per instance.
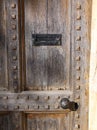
[0,0,8,91]
[79,0,92,130]
[0,0,92,130]
[6,0,21,92]
[0,114,10,130]
[0,90,72,111]
[67,0,92,130]
[0,112,22,130]
[25,0,71,90]
[27,113,69,130]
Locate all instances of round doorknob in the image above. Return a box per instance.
[60,98,79,111]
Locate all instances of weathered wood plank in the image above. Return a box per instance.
[6,0,21,92]
[0,112,22,130]
[0,114,10,130]
[25,0,71,91]
[0,0,92,130]
[71,0,92,130]
[0,90,72,111]
[0,0,8,91]
[27,113,69,130]
[79,0,92,130]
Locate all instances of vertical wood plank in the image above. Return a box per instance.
[6,0,21,92]
[25,0,47,90]
[25,0,71,90]
[0,0,8,90]
[80,0,92,130]
[0,114,10,130]
[0,112,23,130]
[27,113,69,130]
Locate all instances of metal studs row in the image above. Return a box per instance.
[6,2,20,130]
[1,95,65,101]
[0,93,70,111]
[1,95,61,100]
[10,2,19,91]
[74,2,82,129]
[28,87,67,91]
[2,104,60,110]
[75,1,82,93]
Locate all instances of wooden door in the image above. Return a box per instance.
[0,0,91,130]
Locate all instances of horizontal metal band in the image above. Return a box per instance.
[0,91,72,111]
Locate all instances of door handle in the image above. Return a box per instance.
[60,98,79,111]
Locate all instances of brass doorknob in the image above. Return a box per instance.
[60,98,79,111]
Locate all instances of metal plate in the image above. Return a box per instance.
[32,34,62,46]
